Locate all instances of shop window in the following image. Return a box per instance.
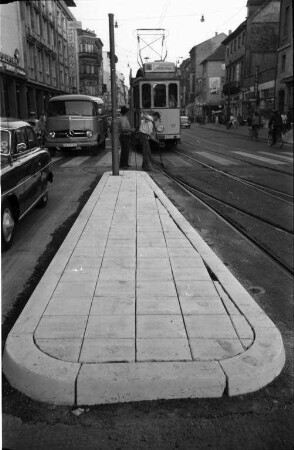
[142,84,151,108]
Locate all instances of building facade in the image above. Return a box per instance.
[275,0,293,119]
[198,45,226,120]
[188,33,227,118]
[243,0,281,117]
[78,28,103,96]
[179,57,191,115]
[222,21,247,118]
[0,0,79,119]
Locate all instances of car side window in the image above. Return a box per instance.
[13,128,27,154]
[26,126,37,149]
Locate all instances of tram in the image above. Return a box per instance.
[130,60,181,148]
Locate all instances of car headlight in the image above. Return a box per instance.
[48,131,55,138]
[156,124,164,132]
[86,130,93,138]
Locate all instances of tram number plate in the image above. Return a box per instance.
[62,143,77,147]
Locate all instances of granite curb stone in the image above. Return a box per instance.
[3,171,285,405]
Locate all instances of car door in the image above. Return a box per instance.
[22,126,43,210]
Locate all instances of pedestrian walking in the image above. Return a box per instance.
[138,110,160,171]
[37,112,46,145]
[269,110,283,146]
[281,111,288,134]
[251,111,260,140]
[118,106,132,169]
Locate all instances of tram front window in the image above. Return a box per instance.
[168,83,178,107]
[153,84,166,107]
[142,84,151,108]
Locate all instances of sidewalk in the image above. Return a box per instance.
[194,122,294,145]
[3,171,285,405]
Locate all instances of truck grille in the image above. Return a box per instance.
[54,130,87,138]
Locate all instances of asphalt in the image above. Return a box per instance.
[3,124,289,406]
[194,121,294,145]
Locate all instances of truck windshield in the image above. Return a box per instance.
[47,100,96,117]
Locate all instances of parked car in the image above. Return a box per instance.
[1,118,53,251]
[180,116,191,128]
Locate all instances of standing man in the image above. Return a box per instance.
[138,110,160,171]
[118,106,132,169]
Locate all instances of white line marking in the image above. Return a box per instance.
[259,151,293,162]
[234,151,285,165]
[60,156,90,167]
[196,151,238,166]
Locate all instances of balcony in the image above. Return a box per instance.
[222,81,241,96]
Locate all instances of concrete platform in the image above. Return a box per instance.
[3,171,285,405]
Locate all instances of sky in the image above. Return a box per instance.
[70,0,248,85]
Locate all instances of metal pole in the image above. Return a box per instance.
[108,13,119,175]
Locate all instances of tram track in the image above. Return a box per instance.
[174,148,293,204]
[181,135,293,176]
[151,153,293,277]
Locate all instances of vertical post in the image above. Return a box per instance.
[108,13,119,175]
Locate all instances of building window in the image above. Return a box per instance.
[37,49,43,81]
[52,58,57,86]
[44,53,50,83]
[35,10,40,35]
[236,62,241,81]
[284,6,289,37]
[26,3,32,29]
[222,63,225,71]
[238,36,241,48]
[58,38,63,57]
[230,42,233,54]
[281,54,286,72]
[60,67,64,86]
[242,32,245,45]
[63,43,67,60]
[28,42,35,78]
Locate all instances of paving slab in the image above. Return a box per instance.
[3,170,285,405]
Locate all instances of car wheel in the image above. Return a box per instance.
[36,191,48,209]
[2,200,15,251]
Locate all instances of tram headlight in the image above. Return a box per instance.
[156,124,164,132]
[48,131,55,138]
[86,130,93,138]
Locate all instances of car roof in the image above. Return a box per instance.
[0,118,30,129]
[49,94,104,104]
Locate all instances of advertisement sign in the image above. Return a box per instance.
[209,77,220,95]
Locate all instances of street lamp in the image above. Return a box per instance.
[109,13,119,175]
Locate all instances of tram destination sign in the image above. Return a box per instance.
[145,62,175,72]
